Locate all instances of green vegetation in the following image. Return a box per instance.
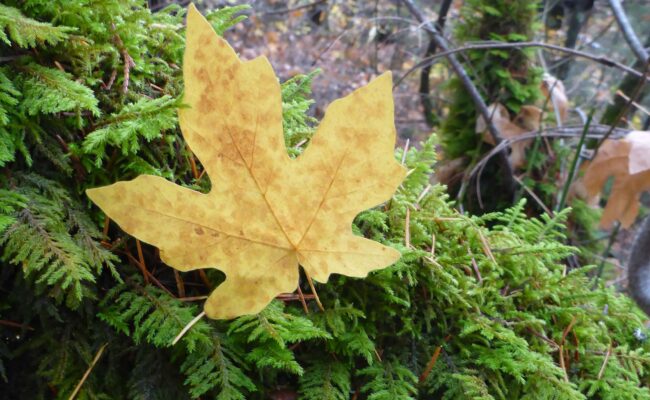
[439,0,541,212]
[1,1,650,399]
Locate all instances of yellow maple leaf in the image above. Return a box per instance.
[86,5,406,319]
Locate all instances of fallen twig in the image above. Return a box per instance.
[597,344,613,380]
[111,23,136,95]
[68,343,108,400]
[172,311,206,346]
[0,319,34,331]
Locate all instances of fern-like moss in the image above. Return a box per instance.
[299,359,351,400]
[82,95,178,166]
[2,2,650,400]
[17,63,99,116]
[0,4,72,48]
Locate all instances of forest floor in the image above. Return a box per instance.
[225,1,432,143]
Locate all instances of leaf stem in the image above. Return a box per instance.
[303,269,325,312]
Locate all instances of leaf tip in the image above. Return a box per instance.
[187,2,200,19]
[371,71,393,91]
[185,2,214,38]
[85,186,101,203]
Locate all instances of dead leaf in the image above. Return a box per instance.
[475,103,509,143]
[87,5,406,319]
[435,157,466,186]
[568,176,598,207]
[628,131,650,174]
[541,74,569,124]
[582,132,650,228]
[513,105,542,132]
[475,103,542,169]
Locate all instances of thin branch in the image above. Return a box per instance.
[458,124,633,203]
[296,284,310,314]
[616,90,650,117]
[68,343,108,400]
[555,3,592,80]
[304,270,325,312]
[172,311,206,346]
[557,112,593,212]
[187,144,200,180]
[260,0,327,16]
[550,15,615,73]
[405,207,411,248]
[596,62,649,149]
[111,23,135,95]
[593,223,620,287]
[561,316,578,345]
[102,69,117,90]
[123,250,173,296]
[311,29,348,67]
[478,125,630,165]
[0,54,28,63]
[178,295,208,302]
[597,344,613,380]
[419,345,442,383]
[102,215,110,239]
[173,270,185,298]
[396,41,650,88]
[135,239,149,285]
[469,250,483,283]
[198,270,212,289]
[276,292,316,301]
[513,176,553,217]
[608,0,649,63]
[0,319,34,331]
[419,0,453,127]
[558,345,569,382]
[400,0,516,194]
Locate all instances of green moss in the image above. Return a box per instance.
[439,0,542,212]
[1,1,649,399]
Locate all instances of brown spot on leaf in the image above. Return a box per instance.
[84,6,405,320]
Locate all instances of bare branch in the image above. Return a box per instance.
[419,0,453,127]
[456,124,633,205]
[465,124,632,188]
[395,41,650,88]
[111,23,136,95]
[400,0,516,194]
[260,0,327,16]
[608,0,649,63]
[596,63,650,150]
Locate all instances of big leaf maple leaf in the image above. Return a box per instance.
[87,5,406,319]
